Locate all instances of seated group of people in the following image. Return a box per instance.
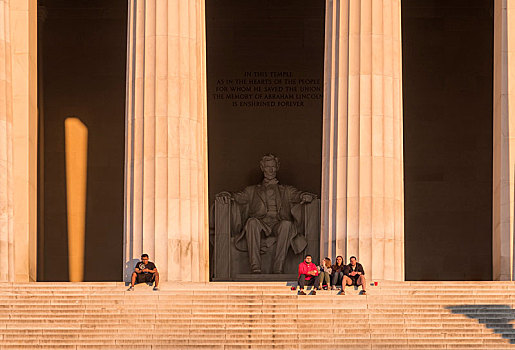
[297,255,366,295]
[126,253,365,295]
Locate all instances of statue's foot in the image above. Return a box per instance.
[273,270,283,274]
[251,269,262,274]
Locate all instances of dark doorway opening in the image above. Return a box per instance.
[37,0,127,281]
[206,0,325,280]
[402,1,493,280]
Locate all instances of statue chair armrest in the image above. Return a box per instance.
[213,199,232,279]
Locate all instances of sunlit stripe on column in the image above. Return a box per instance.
[64,117,88,282]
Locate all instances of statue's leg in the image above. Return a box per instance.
[245,218,264,273]
[272,220,295,273]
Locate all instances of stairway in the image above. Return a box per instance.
[0,281,514,349]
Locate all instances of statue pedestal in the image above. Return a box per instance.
[212,273,297,282]
[211,199,320,281]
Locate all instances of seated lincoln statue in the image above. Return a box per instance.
[215,154,316,274]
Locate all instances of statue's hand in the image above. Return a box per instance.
[300,194,314,204]
[216,191,232,204]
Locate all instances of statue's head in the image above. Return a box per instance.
[260,154,280,180]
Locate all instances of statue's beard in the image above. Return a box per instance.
[262,175,278,185]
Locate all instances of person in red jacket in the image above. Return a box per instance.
[297,255,320,295]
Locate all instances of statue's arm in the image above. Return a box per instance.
[285,185,317,204]
[232,187,251,204]
[215,187,250,205]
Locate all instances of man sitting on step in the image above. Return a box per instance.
[127,254,160,291]
[297,255,320,295]
[341,256,366,295]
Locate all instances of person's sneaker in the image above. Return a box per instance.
[311,290,317,295]
[126,286,134,291]
[153,286,160,291]
[298,290,306,295]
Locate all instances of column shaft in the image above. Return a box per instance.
[493,0,515,280]
[124,0,209,282]
[0,0,14,282]
[11,0,38,282]
[321,0,404,280]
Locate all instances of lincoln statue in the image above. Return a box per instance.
[216,154,316,274]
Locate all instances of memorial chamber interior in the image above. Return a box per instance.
[206,0,325,280]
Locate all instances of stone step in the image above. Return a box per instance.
[1,296,512,301]
[2,282,515,288]
[0,346,512,350]
[0,338,510,343]
[0,307,513,313]
[0,292,506,296]
[1,282,515,349]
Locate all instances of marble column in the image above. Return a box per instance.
[124,0,209,282]
[0,0,14,282]
[321,0,404,280]
[493,0,515,281]
[11,0,37,282]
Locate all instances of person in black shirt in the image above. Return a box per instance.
[341,256,366,295]
[127,254,160,291]
[330,255,345,290]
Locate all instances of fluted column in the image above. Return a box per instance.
[124,0,209,282]
[321,0,404,280]
[11,0,38,282]
[0,0,14,282]
[493,0,515,280]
